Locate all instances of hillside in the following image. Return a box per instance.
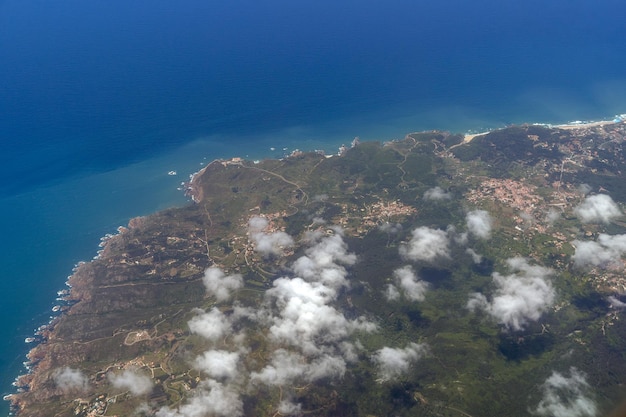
[10,122,626,417]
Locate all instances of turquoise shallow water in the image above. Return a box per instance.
[1,0,626,413]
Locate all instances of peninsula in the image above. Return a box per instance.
[9,122,626,417]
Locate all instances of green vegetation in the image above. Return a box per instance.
[13,124,626,417]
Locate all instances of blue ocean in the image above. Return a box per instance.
[1,0,625,411]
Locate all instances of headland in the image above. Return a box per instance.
[9,120,626,417]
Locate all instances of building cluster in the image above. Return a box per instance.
[467,178,542,219]
[335,198,417,234]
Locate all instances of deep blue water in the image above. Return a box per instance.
[1,0,625,412]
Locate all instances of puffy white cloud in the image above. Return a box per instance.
[400,226,450,263]
[292,231,356,291]
[574,194,622,224]
[249,229,375,392]
[311,216,326,226]
[338,341,360,363]
[266,277,374,355]
[596,233,626,252]
[108,368,153,396]
[202,266,243,302]
[534,367,597,417]
[248,216,295,257]
[277,400,302,416]
[465,248,483,264]
[392,265,429,302]
[253,231,295,257]
[251,349,346,386]
[194,350,240,381]
[305,354,347,381]
[447,224,468,245]
[169,228,377,415]
[467,257,555,330]
[188,307,232,342]
[372,343,428,381]
[466,210,493,239]
[251,349,308,386]
[572,234,626,268]
[156,379,243,417]
[545,208,561,225]
[298,229,357,268]
[53,367,89,393]
[378,222,402,234]
[268,277,333,308]
[423,186,451,201]
[384,284,400,301]
[248,215,269,232]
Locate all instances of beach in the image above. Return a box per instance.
[463,115,626,143]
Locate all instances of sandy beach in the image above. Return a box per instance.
[462,132,490,143]
[462,116,625,143]
[552,119,618,130]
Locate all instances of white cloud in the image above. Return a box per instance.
[248,229,375,393]
[572,233,626,268]
[266,277,374,355]
[248,215,269,232]
[166,227,377,416]
[466,210,493,239]
[339,341,360,363]
[291,231,356,291]
[447,224,468,245]
[251,349,309,386]
[378,222,402,234]
[574,194,622,224]
[467,257,555,330]
[372,343,428,381]
[252,231,295,257]
[188,307,232,342]
[268,276,334,308]
[546,208,561,225]
[305,354,347,381]
[108,368,153,396]
[423,186,451,201]
[248,216,295,257]
[251,349,346,386]
[277,400,302,416]
[53,367,89,393]
[157,379,243,417]
[304,228,357,266]
[311,216,326,226]
[194,350,240,381]
[534,367,597,417]
[384,284,400,301]
[392,265,429,302]
[466,248,483,264]
[202,266,243,302]
[400,226,450,263]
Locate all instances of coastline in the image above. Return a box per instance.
[7,111,626,413]
[462,114,626,143]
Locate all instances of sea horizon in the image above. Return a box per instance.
[4,108,626,398]
[2,0,626,413]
